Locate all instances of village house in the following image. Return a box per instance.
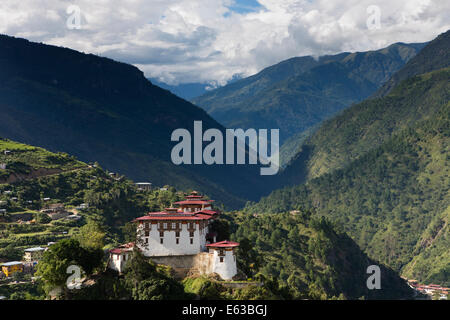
[40,203,69,220]
[135,182,152,191]
[0,163,6,170]
[109,192,240,280]
[77,203,89,210]
[23,247,46,262]
[408,279,450,299]
[1,261,23,277]
[66,214,81,221]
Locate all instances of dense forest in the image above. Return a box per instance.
[247,69,450,285]
[229,211,412,299]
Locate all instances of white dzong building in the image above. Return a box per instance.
[129,191,240,280]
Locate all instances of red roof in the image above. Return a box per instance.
[207,240,239,248]
[110,249,126,254]
[133,212,215,221]
[110,242,134,254]
[197,209,218,215]
[121,242,134,248]
[173,200,214,205]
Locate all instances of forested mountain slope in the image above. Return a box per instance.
[375,30,450,97]
[230,212,414,299]
[247,70,450,283]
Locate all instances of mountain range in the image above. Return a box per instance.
[192,42,426,145]
[0,27,448,293]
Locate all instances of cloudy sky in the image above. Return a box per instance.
[1,0,449,86]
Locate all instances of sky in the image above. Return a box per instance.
[0,0,449,86]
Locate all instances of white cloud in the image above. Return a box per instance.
[0,0,449,85]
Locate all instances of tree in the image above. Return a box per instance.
[121,222,137,243]
[124,249,157,289]
[35,238,103,296]
[132,278,185,300]
[9,291,27,300]
[73,220,106,250]
[124,250,187,300]
[34,212,51,224]
[209,218,230,241]
[236,237,260,277]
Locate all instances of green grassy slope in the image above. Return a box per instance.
[0,138,84,181]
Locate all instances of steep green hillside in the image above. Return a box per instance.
[193,43,425,143]
[402,207,449,286]
[281,65,450,185]
[0,138,191,263]
[0,35,265,208]
[279,126,317,168]
[247,103,449,284]
[376,30,450,96]
[230,211,413,299]
[0,138,84,182]
[249,33,450,285]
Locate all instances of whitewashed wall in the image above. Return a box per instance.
[108,252,131,273]
[210,249,237,280]
[137,222,210,256]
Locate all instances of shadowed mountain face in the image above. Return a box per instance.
[0,35,268,208]
[192,42,426,144]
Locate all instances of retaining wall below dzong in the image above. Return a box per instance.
[150,252,214,278]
